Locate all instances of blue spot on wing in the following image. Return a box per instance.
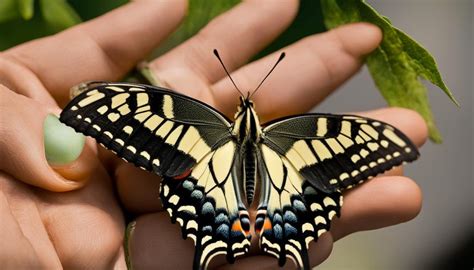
[283,211,297,223]
[284,224,298,237]
[216,224,229,238]
[273,224,283,240]
[191,190,203,200]
[292,200,306,212]
[182,180,194,190]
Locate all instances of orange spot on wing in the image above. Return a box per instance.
[263,218,272,231]
[232,220,243,232]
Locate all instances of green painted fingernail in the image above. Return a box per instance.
[44,114,85,165]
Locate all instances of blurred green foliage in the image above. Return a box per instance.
[0,0,126,50]
[0,0,321,54]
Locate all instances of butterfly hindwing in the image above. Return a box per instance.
[255,144,342,269]
[60,82,232,178]
[160,141,251,270]
[263,113,419,192]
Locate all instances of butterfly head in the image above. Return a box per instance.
[233,95,261,142]
[234,95,254,120]
[239,95,254,108]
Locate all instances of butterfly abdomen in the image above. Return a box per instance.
[243,143,257,205]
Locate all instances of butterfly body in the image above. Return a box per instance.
[231,97,262,205]
[60,81,419,270]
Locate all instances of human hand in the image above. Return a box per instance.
[0,0,427,269]
[0,1,186,268]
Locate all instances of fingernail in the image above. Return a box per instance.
[44,114,85,165]
[124,221,136,270]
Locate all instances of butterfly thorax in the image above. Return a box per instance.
[231,97,262,144]
[231,97,262,205]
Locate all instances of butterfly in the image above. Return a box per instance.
[59,50,419,270]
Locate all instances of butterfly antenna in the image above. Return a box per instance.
[250,52,285,98]
[213,49,244,97]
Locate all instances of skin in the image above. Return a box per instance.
[0,0,427,269]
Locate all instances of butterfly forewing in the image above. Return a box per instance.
[262,113,419,192]
[60,82,232,178]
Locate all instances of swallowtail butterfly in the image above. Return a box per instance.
[60,50,418,270]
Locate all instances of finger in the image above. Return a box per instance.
[0,190,41,268]
[128,212,196,270]
[0,173,61,269]
[36,165,124,269]
[111,246,127,270]
[331,175,422,241]
[0,57,56,106]
[212,23,383,119]
[0,86,95,191]
[150,0,298,101]
[355,107,429,148]
[115,162,162,214]
[4,0,187,106]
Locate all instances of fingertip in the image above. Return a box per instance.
[43,114,85,165]
[391,107,429,147]
[384,176,423,222]
[43,113,97,190]
[163,0,188,21]
[0,91,92,192]
[308,232,334,267]
[357,107,429,147]
[332,176,423,241]
[49,142,97,188]
[332,22,383,56]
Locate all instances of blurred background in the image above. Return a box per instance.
[0,0,472,269]
[317,1,473,269]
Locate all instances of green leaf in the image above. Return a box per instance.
[18,0,34,20]
[321,0,458,143]
[39,0,82,31]
[0,0,20,23]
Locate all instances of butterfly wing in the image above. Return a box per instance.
[255,113,419,269]
[161,140,251,270]
[60,81,232,178]
[60,82,251,269]
[256,144,342,269]
[262,113,419,192]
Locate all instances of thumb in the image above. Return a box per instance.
[0,85,96,192]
